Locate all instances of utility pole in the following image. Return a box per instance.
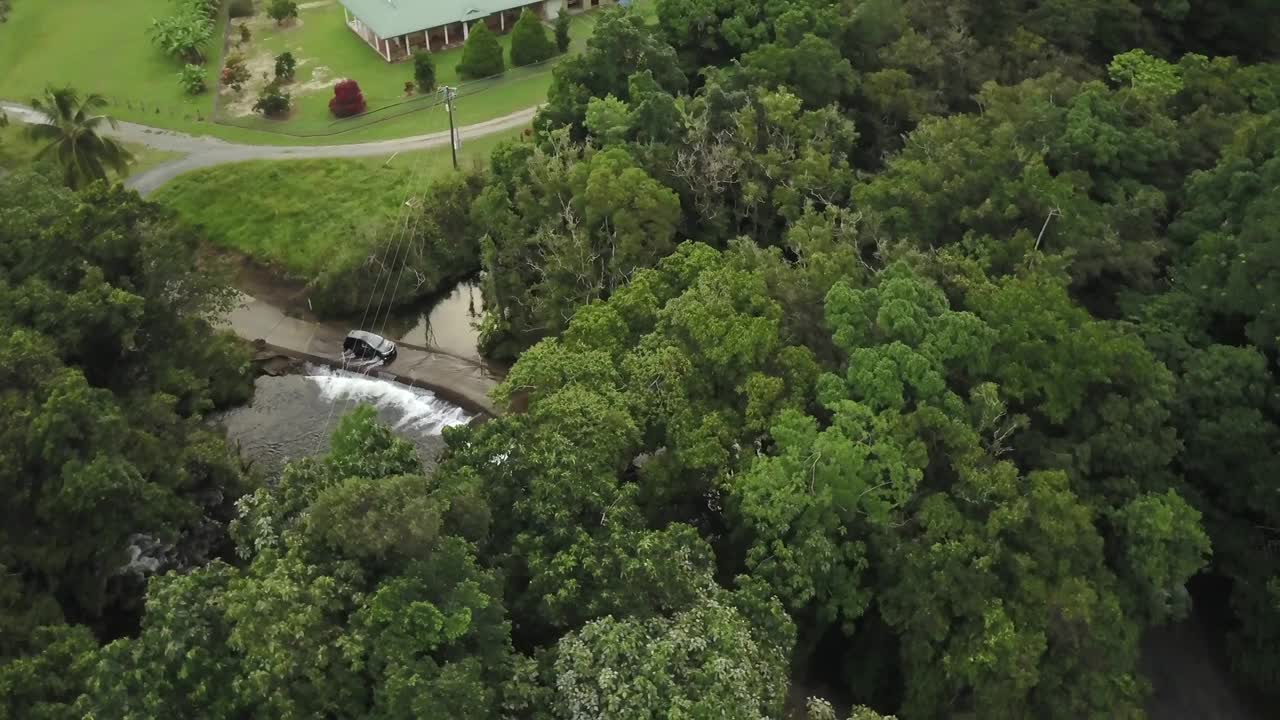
[440,85,458,170]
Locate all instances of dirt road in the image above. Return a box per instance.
[0,102,537,196]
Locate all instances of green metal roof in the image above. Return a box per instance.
[339,0,535,39]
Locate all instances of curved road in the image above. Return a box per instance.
[1,100,519,413]
[0,101,537,196]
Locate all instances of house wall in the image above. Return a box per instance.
[347,0,599,62]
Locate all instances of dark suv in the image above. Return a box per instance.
[343,330,397,362]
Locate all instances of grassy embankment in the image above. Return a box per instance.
[153,128,520,276]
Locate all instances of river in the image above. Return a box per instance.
[389,282,486,363]
[218,265,492,475]
[218,364,472,477]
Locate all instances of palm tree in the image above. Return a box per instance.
[26,86,133,189]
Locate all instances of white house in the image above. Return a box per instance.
[338,0,609,62]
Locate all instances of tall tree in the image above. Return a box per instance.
[457,22,505,80]
[0,172,251,645]
[24,87,133,189]
[510,9,555,67]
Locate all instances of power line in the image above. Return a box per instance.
[440,85,459,171]
[310,108,444,453]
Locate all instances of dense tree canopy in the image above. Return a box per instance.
[0,170,250,662]
[5,1,1280,718]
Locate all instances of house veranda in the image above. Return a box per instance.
[339,0,610,62]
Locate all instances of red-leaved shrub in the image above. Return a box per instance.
[329,79,366,118]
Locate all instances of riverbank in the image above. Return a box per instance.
[220,282,503,417]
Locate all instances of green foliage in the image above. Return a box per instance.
[9,0,1280,714]
[308,170,487,315]
[273,51,296,82]
[24,86,133,189]
[413,50,436,93]
[0,624,97,720]
[86,563,245,719]
[268,0,298,25]
[742,34,857,108]
[538,9,686,138]
[148,0,216,64]
[475,140,681,356]
[177,63,206,94]
[584,94,631,145]
[252,85,291,118]
[457,22,505,80]
[68,407,518,719]
[1113,491,1211,622]
[554,10,572,53]
[228,0,254,18]
[854,75,1173,293]
[806,698,898,720]
[1109,48,1183,105]
[554,594,793,719]
[0,171,251,653]
[221,54,250,92]
[510,9,555,67]
[1131,113,1280,695]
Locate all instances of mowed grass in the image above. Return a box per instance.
[0,0,223,129]
[218,5,598,140]
[0,122,184,177]
[152,128,522,277]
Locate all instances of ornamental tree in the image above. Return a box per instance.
[329,79,366,117]
[413,50,437,93]
[510,9,554,67]
[457,22,504,79]
[554,10,572,53]
[268,0,298,25]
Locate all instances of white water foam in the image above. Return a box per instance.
[305,364,471,434]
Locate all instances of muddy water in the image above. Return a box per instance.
[218,364,471,477]
[225,252,491,366]
[392,282,485,362]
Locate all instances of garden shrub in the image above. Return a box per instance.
[554,11,571,54]
[149,13,214,64]
[228,0,254,18]
[178,64,207,95]
[414,51,437,93]
[456,23,504,80]
[222,55,251,91]
[0,0,11,24]
[238,24,251,46]
[274,52,297,82]
[329,79,367,117]
[510,10,554,67]
[268,0,298,25]
[253,85,291,117]
[149,0,220,63]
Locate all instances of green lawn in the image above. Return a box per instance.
[216,3,597,140]
[0,0,224,131]
[152,128,522,276]
[0,0,599,146]
[0,122,183,177]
